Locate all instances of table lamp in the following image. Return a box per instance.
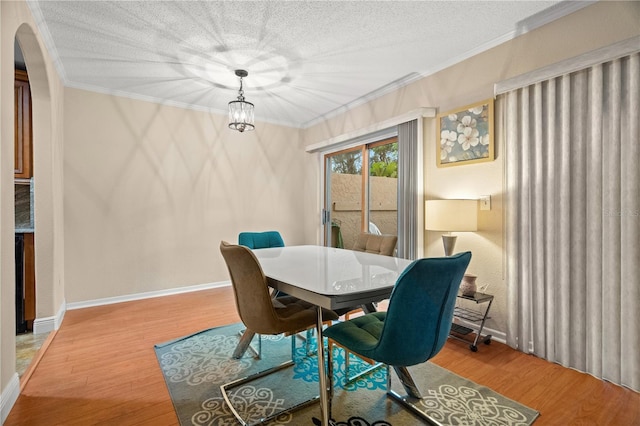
[425,199,478,256]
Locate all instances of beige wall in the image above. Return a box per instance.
[63,88,306,302]
[1,0,65,410]
[1,0,639,415]
[302,1,640,333]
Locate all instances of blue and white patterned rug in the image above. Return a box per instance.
[154,323,539,425]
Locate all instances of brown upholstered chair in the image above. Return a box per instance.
[219,241,339,425]
[332,233,398,318]
[352,232,398,256]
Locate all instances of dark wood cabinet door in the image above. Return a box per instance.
[23,233,36,329]
[14,69,32,179]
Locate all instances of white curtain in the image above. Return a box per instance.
[504,53,639,391]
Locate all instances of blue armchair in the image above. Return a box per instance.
[324,251,471,422]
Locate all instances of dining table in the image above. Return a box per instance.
[252,245,416,426]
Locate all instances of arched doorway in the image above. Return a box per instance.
[12,23,56,374]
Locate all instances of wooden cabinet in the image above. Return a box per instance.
[14,69,32,179]
[23,233,36,330]
[15,233,36,333]
[14,70,35,331]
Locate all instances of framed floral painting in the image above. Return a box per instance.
[436,99,494,167]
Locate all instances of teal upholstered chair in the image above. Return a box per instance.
[238,231,285,249]
[239,231,287,299]
[324,251,471,423]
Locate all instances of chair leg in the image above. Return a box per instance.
[340,305,384,384]
[327,339,334,418]
[290,332,308,361]
[300,323,332,357]
[334,337,384,385]
[344,359,384,385]
[291,333,296,361]
[385,366,445,426]
[233,329,261,359]
[386,365,391,389]
[387,389,444,426]
[305,328,313,356]
[392,366,423,398]
[345,344,350,377]
[220,357,320,425]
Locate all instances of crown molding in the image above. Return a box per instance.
[306,107,435,154]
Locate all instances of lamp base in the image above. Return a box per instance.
[442,235,457,256]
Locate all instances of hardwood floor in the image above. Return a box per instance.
[6,286,639,425]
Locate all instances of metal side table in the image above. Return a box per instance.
[449,291,493,352]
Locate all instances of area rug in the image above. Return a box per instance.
[154,323,539,425]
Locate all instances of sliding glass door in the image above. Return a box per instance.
[323,138,398,249]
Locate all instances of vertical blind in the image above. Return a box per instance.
[503,52,639,391]
[397,119,419,260]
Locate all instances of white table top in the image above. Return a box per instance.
[253,245,413,310]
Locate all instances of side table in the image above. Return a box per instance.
[449,291,493,352]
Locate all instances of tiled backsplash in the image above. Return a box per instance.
[15,181,34,230]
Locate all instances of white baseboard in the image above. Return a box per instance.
[33,301,66,334]
[1,373,19,423]
[66,281,231,311]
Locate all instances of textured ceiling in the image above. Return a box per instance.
[27,1,585,128]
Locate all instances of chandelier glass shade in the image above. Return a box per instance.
[228,69,255,132]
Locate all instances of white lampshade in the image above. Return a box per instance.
[425,199,478,231]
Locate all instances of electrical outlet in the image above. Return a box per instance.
[480,195,491,211]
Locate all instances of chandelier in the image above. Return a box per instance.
[228,69,255,132]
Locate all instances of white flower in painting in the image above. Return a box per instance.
[458,127,480,150]
[456,115,477,133]
[441,130,456,145]
[469,106,484,115]
[479,134,490,146]
[440,130,457,160]
[448,114,458,122]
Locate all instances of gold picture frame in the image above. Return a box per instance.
[436,99,494,167]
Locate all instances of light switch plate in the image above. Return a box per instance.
[480,195,491,211]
